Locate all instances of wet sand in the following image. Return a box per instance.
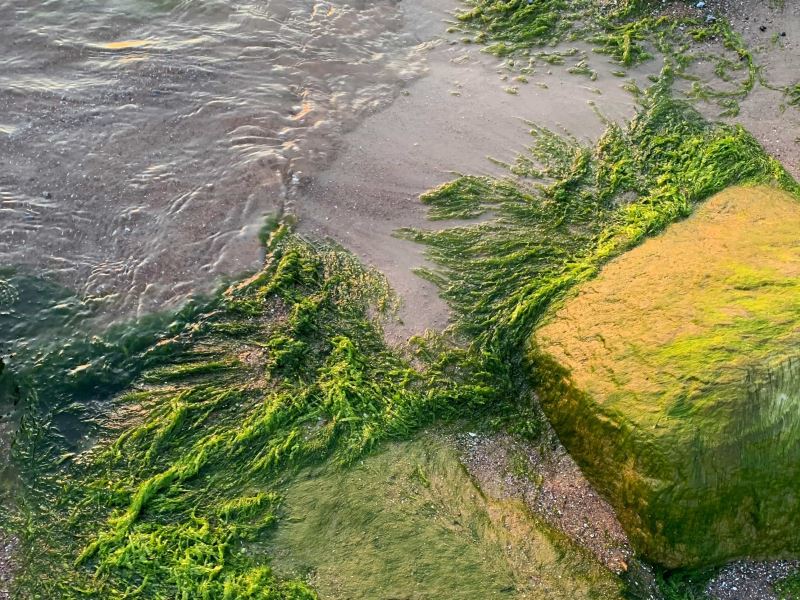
[298,0,660,342]
[454,428,633,574]
[713,0,800,179]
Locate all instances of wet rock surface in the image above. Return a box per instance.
[455,425,800,600]
[535,186,800,567]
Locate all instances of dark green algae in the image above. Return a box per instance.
[266,434,622,599]
[3,227,548,598]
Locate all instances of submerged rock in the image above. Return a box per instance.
[532,185,800,568]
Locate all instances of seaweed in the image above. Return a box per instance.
[788,83,800,107]
[400,71,795,365]
[453,0,758,114]
[5,5,800,597]
[777,572,800,600]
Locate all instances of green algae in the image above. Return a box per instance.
[4,225,627,598]
[534,185,800,567]
[6,226,548,598]
[267,435,622,599]
[453,0,757,115]
[653,569,714,600]
[777,574,800,600]
[788,83,800,107]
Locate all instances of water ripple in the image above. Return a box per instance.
[0,0,426,330]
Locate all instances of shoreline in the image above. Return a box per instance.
[297,0,658,343]
[4,0,800,597]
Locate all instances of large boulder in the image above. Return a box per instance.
[532,186,800,568]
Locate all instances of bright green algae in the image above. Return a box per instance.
[435,0,800,572]
[402,76,800,569]
[400,75,796,360]
[777,573,800,600]
[535,185,800,568]
[6,233,400,596]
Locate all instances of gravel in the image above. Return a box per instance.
[707,560,800,600]
[0,532,16,600]
[452,424,633,574]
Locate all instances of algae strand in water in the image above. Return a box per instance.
[6,227,531,597]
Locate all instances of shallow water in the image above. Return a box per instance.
[0,0,426,327]
[0,0,434,514]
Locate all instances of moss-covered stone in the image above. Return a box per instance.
[533,185,800,568]
[268,435,623,600]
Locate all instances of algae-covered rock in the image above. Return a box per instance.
[268,435,623,600]
[533,185,800,568]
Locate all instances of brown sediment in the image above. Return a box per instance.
[454,428,632,574]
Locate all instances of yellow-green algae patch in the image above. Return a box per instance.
[533,185,800,568]
[267,435,623,600]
